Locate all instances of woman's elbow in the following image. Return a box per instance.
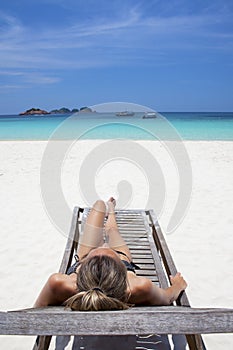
[161,296,173,306]
[147,283,173,306]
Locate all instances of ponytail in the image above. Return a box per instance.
[65,289,129,311]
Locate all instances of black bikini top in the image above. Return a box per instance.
[114,250,140,273]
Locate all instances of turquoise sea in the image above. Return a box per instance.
[0,112,233,140]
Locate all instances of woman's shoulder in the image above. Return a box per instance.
[127,273,153,304]
[34,273,77,307]
[48,273,77,295]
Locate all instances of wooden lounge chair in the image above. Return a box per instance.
[0,207,233,350]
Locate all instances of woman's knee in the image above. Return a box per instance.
[92,199,106,213]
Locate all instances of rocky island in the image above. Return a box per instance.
[19,106,95,116]
[19,108,50,115]
[50,107,79,114]
[79,107,93,113]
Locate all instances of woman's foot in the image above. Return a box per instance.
[106,197,116,216]
[105,197,118,232]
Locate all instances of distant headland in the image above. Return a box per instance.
[19,107,93,115]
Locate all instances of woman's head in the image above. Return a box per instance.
[65,254,129,311]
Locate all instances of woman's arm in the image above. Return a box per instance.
[129,272,187,306]
[34,273,75,307]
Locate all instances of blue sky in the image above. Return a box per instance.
[0,0,233,113]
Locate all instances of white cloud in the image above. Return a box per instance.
[0,11,24,39]
[23,73,61,84]
[0,70,24,76]
[0,84,24,90]
[0,4,232,76]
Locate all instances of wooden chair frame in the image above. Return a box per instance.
[0,207,232,350]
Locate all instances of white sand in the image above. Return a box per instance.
[0,140,232,349]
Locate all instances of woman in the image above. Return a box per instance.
[34,198,187,310]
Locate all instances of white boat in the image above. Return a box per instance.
[115,111,135,117]
[142,112,157,119]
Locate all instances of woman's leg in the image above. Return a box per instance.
[78,200,106,259]
[105,198,132,261]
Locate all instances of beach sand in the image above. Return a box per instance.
[0,140,232,349]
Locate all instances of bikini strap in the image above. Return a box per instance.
[114,250,130,260]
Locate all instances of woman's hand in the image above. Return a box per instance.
[170,272,187,291]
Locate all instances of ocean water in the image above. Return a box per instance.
[0,112,233,140]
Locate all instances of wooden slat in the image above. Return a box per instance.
[123,231,146,235]
[119,223,144,226]
[135,270,157,276]
[127,244,150,248]
[1,307,233,335]
[134,264,155,269]
[117,219,143,221]
[120,233,147,237]
[125,240,149,244]
[119,228,146,231]
[126,240,150,245]
[115,211,142,215]
[130,249,152,255]
[130,254,153,260]
[133,258,155,264]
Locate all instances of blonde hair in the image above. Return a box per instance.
[65,255,130,311]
